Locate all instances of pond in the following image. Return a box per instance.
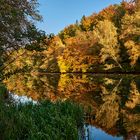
[3,73,140,140]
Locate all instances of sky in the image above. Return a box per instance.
[36,0,122,35]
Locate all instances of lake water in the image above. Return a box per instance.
[3,73,140,140]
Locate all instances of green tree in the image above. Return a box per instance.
[0,0,44,76]
[0,0,42,50]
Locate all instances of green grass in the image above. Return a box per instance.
[0,99,84,140]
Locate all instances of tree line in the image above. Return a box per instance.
[0,0,140,77]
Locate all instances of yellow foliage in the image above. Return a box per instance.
[120,10,140,66]
[93,20,122,69]
[57,57,71,73]
[125,40,140,66]
[125,81,140,109]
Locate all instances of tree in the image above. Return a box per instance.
[80,15,94,31]
[93,20,123,70]
[120,10,140,66]
[59,24,79,41]
[42,36,64,72]
[57,42,96,73]
[0,0,45,76]
[0,0,42,58]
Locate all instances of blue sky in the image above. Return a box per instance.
[36,0,122,35]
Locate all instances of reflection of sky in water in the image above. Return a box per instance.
[85,125,123,140]
[9,92,37,104]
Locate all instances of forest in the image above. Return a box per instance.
[0,0,140,78]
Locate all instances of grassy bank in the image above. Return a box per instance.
[0,99,84,140]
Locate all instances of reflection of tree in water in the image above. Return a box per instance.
[125,81,140,109]
[3,73,58,100]
[95,79,122,129]
[3,73,140,139]
[123,113,140,140]
[57,74,101,113]
[57,74,96,98]
[123,81,140,140]
[85,76,140,138]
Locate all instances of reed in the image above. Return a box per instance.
[0,99,84,140]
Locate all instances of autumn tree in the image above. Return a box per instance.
[93,20,123,70]
[59,24,79,41]
[42,36,65,72]
[80,15,95,31]
[120,8,140,66]
[57,42,97,73]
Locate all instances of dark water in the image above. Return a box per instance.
[3,73,140,140]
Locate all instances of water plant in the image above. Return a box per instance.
[0,99,84,140]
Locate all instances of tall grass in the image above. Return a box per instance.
[0,83,8,100]
[0,99,84,140]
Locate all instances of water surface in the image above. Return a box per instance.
[3,73,140,140]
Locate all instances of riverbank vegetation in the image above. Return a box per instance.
[0,97,84,140]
